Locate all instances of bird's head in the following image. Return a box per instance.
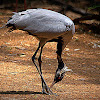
[50,64,72,88]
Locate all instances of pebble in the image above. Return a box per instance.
[78,78,85,81]
[74,49,80,51]
[65,48,69,51]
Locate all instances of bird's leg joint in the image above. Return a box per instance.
[32,55,35,63]
[32,56,35,63]
[38,57,42,67]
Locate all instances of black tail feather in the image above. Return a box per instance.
[6,23,16,30]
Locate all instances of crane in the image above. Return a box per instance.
[2,8,75,95]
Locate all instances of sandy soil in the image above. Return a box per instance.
[0,10,100,100]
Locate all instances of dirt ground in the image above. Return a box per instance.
[0,9,100,100]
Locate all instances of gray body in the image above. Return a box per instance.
[7,8,75,49]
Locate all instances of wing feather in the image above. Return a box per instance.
[7,9,74,34]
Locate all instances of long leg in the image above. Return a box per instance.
[32,43,54,95]
[38,45,55,95]
[32,43,45,80]
[32,43,40,63]
[38,46,45,93]
[32,43,46,87]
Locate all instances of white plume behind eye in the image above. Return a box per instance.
[61,65,73,73]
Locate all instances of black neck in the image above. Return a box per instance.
[56,37,64,70]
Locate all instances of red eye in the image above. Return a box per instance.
[58,77,61,79]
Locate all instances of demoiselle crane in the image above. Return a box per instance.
[1,8,75,95]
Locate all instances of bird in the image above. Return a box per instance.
[1,8,75,95]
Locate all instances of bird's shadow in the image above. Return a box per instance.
[0,91,42,94]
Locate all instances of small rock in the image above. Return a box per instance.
[18,53,26,57]
[65,48,69,51]
[78,78,85,81]
[7,54,17,56]
[92,66,96,68]
[25,44,30,46]
[5,42,10,44]
[15,46,26,50]
[74,49,80,51]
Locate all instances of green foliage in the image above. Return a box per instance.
[88,5,100,10]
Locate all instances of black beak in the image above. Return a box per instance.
[50,81,56,88]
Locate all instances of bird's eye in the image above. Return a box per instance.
[58,76,61,80]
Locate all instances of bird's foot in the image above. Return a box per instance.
[42,85,57,95]
[42,90,50,95]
